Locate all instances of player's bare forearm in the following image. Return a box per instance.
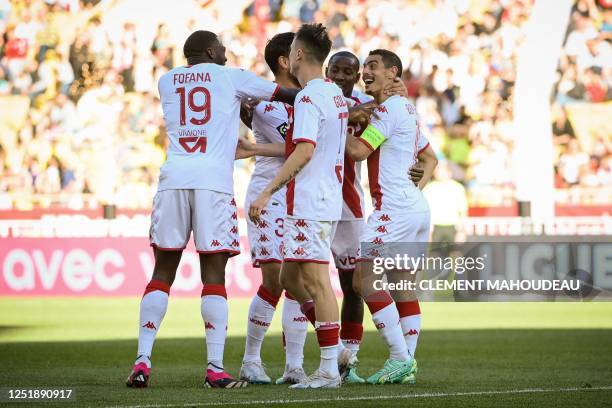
[272,87,300,105]
[345,135,372,162]
[253,142,285,158]
[263,143,313,195]
[417,145,438,190]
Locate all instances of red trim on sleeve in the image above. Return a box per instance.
[356,137,375,151]
[418,142,430,155]
[201,284,227,298]
[270,84,281,101]
[293,138,317,147]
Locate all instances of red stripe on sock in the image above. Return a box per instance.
[300,301,316,326]
[257,285,280,308]
[340,321,363,342]
[365,290,393,315]
[396,300,420,317]
[316,323,340,348]
[201,284,227,299]
[143,279,170,296]
[285,291,295,301]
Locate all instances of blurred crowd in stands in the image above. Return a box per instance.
[0,0,610,211]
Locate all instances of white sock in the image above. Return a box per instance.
[137,283,169,364]
[201,285,228,373]
[320,345,339,376]
[316,321,340,377]
[336,338,346,358]
[342,339,360,356]
[371,303,409,361]
[400,314,421,358]
[243,290,277,363]
[281,296,307,370]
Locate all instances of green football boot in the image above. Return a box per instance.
[343,366,366,384]
[366,358,416,385]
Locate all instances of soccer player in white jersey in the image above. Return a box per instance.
[238,32,309,386]
[325,51,437,384]
[344,49,436,385]
[249,24,348,389]
[126,30,300,389]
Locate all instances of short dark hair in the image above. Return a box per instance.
[368,49,403,78]
[183,30,218,59]
[294,23,332,64]
[264,32,295,74]
[329,51,360,69]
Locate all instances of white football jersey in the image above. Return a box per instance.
[157,63,279,193]
[286,78,348,221]
[365,95,429,213]
[247,101,291,202]
[340,88,374,220]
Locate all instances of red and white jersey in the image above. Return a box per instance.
[364,95,430,213]
[341,88,374,220]
[247,101,291,202]
[286,78,348,221]
[157,63,279,193]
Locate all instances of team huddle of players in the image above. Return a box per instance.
[126,23,437,390]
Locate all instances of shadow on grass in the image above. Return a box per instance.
[0,330,611,407]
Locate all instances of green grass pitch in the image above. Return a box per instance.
[1,298,611,407]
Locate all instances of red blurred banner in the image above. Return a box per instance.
[0,237,261,297]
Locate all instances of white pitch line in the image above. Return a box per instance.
[106,385,612,408]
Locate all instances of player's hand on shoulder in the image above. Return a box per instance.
[384,77,408,98]
[348,101,378,127]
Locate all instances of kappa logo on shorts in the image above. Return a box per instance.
[368,249,381,257]
[142,321,157,330]
[205,321,215,330]
[211,240,222,247]
[376,105,388,113]
[258,220,269,228]
[230,198,236,206]
[264,103,276,113]
[293,247,306,256]
[373,237,384,245]
[261,209,268,215]
[295,219,309,228]
[378,214,391,221]
[260,248,270,256]
[230,226,238,234]
[231,212,237,220]
[294,232,308,242]
[376,225,388,233]
[231,239,240,247]
[258,235,270,242]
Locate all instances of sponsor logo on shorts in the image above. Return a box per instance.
[378,214,391,221]
[211,240,222,247]
[373,237,384,245]
[258,220,269,228]
[376,226,388,233]
[368,249,381,257]
[230,226,238,234]
[260,248,270,256]
[231,212,237,220]
[295,219,309,228]
[258,235,270,242]
[231,239,240,247]
[294,232,308,242]
[293,247,306,256]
